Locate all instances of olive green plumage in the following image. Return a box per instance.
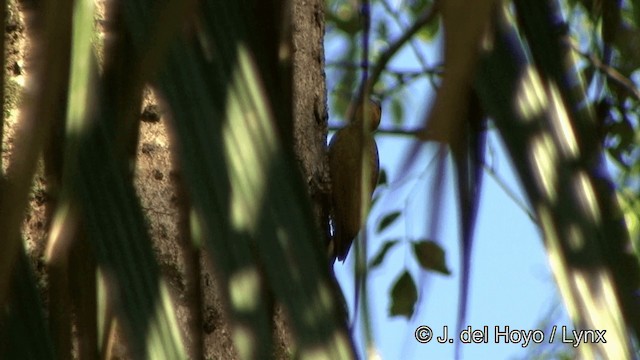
[328,99,381,262]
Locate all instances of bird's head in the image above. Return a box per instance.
[350,98,382,131]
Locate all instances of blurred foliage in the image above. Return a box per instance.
[1,0,353,359]
[563,0,640,246]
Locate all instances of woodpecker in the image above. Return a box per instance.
[328,99,381,262]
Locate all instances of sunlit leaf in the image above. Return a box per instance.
[417,16,440,42]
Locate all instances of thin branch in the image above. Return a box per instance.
[572,44,640,101]
[482,163,538,224]
[379,0,431,71]
[364,1,440,98]
[329,61,441,97]
[327,60,442,78]
[379,71,434,99]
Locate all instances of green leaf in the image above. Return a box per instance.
[377,21,389,40]
[417,17,440,42]
[377,168,388,187]
[408,0,432,15]
[615,117,635,151]
[326,4,360,34]
[391,97,404,125]
[632,2,640,27]
[412,240,451,275]
[389,270,418,318]
[377,211,401,233]
[612,24,640,76]
[370,240,399,268]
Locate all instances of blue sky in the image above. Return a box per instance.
[325,7,574,357]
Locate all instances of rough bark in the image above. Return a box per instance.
[292,0,330,242]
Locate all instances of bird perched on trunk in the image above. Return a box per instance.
[328,99,381,262]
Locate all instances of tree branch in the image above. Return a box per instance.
[351,1,440,106]
[573,44,640,101]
